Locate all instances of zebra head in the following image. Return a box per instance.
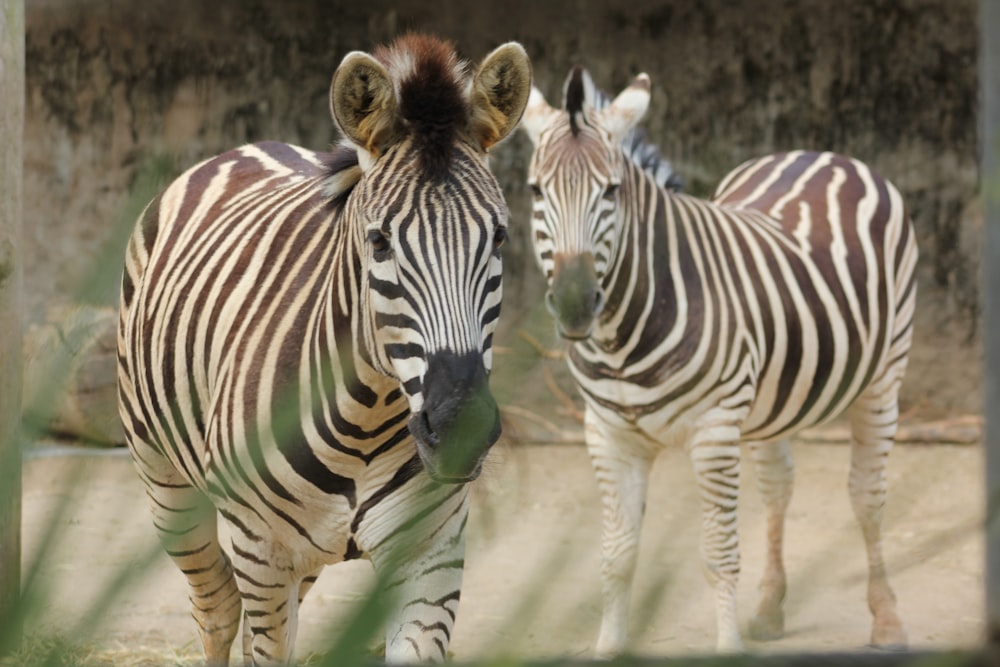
[330,35,531,483]
[520,67,651,340]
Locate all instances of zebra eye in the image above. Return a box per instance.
[367,230,391,259]
[493,226,508,251]
[529,184,543,200]
[603,183,620,200]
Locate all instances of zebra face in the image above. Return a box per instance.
[527,143,621,340]
[520,75,651,341]
[330,37,531,484]
[355,142,509,483]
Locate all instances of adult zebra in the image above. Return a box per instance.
[521,67,917,653]
[117,34,531,666]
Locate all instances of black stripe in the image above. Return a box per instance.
[350,453,423,534]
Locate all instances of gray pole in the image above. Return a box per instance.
[0,0,24,654]
[984,0,1000,647]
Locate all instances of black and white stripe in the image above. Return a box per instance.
[521,68,916,653]
[567,65,682,192]
[118,34,531,666]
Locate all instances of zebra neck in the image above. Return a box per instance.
[586,161,699,364]
[314,211,401,409]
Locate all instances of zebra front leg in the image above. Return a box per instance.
[747,439,794,641]
[688,431,743,652]
[366,485,471,662]
[236,567,323,666]
[298,567,324,605]
[847,392,907,649]
[229,537,302,666]
[585,412,654,658]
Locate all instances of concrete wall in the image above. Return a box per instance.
[23,0,980,415]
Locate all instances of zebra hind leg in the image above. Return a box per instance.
[847,389,907,650]
[142,478,241,665]
[747,439,794,641]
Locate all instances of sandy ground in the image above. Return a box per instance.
[19,438,985,663]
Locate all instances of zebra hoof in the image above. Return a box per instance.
[870,622,907,651]
[748,609,784,641]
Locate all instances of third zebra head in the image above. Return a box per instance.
[331,35,531,483]
[521,66,651,340]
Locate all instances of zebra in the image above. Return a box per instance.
[520,66,917,654]
[117,34,531,666]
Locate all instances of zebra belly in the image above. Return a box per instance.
[572,322,882,449]
[738,313,887,443]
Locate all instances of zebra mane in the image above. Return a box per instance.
[322,34,476,200]
[565,65,586,136]
[321,142,362,205]
[374,33,470,179]
[562,66,684,192]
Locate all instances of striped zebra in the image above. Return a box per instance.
[117,34,531,666]
[520,67,917,653]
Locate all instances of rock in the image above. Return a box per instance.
[23,304,123,445]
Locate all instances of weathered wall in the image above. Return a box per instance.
[23,0,980,415]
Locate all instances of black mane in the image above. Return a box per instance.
[377,33,469,179]
[565,64,585,137]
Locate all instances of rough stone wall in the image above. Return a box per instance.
[23,0,980,415]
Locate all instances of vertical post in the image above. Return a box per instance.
[0,0,24,655]
[984,0,1000,648]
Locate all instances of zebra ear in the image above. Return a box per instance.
[597,73,651,144]
[520,86,559,146]
[330,51,401,158]
[468,42,533,150]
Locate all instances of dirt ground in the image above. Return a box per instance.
[19,434,984,664]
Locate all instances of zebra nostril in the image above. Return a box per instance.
[421,410,438,443]
[545,289,559,316]
[592,288,605,315]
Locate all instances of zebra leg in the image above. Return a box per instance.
[747,439,794,641]
[137,467,241,665]
[298,568,323,605]
[585,411,654,658]
[367,486,470,662]
[688,426,743,652]
[244,566,320,662]
[229,536,301,666]
[847,391,907,649]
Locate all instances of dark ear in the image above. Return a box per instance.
[330,51,400,156]
[468,42,533,150]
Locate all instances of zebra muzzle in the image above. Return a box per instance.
[548,252,605,340]
[409,351,502,484]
